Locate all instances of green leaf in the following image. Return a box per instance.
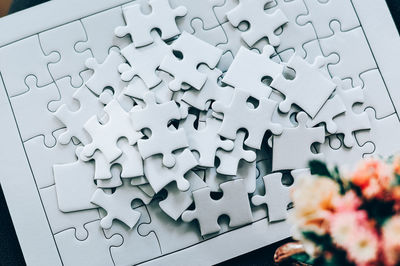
[309,160,332,178]
[291,253,315,264]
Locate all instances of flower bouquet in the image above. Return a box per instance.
[286,157,400,266]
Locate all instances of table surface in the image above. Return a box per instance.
[0,0,399,265]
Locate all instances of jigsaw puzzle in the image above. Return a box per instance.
[0,0,400,265]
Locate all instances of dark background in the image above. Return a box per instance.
[1,0,399,265]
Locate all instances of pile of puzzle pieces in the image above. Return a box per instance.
[2,0,400,265]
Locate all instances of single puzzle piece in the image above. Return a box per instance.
[138,200,203,254]
[115,139,144,179]
[321,135,374,167]
[226,0,288,47]
[319,22,376,87]
[54,84,104,145]
[82,99,142,162]
[130,92,188,167]
[216,131,256,176]
[10,76,63,147]
[190,18,227,47]
[213,88,282,150]
[54,159,98,212]
[76,6,131,62]
[159,31,223,91]
[104,206,161,266]
[251,172,292,222]
[182,66,233,111]
[0,35,58,97]
[76,147,114,181]
[159,171,207,220]
[297,0,359,38]
[271,55,336,118]
[171,0,223,32]
[91,179,152,229]
[54,220,123,266]
[205,161,257,194]
[48,76,79,113]
[180,115,234,168]
[356,69,396,118]
[306,94,346,134]
[40,185,99,240]
[24,129,77,189]
[332,77,371,148]
[96,165,123,189]
[115,0,187,47]
[356,108,400,158]
[271,112,324,171]
[182,179,253,235]
[39,21,92,87]
[143,148,197,193]
[119,33,172,88]
[222,46,283,99]
[274,0,316,57]
[85,51,127,100]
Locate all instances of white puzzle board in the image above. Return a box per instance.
[0,0,400,265]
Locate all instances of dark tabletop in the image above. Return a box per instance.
[1,0,399,265]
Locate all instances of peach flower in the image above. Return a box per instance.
[290,175,339,234]
[351,158,393,200]
[346,225,379,266]
[383,216,400,265]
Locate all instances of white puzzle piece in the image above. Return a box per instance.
[271,112,325,171]
[216,131,256,176]
[271,55,336,118]
[139,200,204,254]
[24,129,77,189]
[160,31,223,91]
[40,185,100,240]
[182,179,253,235]
[226,0,288,47]
[180,115,234,168]
[158,171,207,220]
[76,6,131,62]
[39,21,93,87]
[10,76,63,147]
[143,148,197,193]
[54,220,123,266]
[297,0,359,38]
[251,173,292,222]
[115,0,187,47]
[90,180,152,229]
[82,99,142,162]
[213,88,282,149]
[356,108,400,158]
[223,46,283,99]
[54,159,98,212]
[130,92,188,167]
[0,35,58,97]
[104,206,161,266]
